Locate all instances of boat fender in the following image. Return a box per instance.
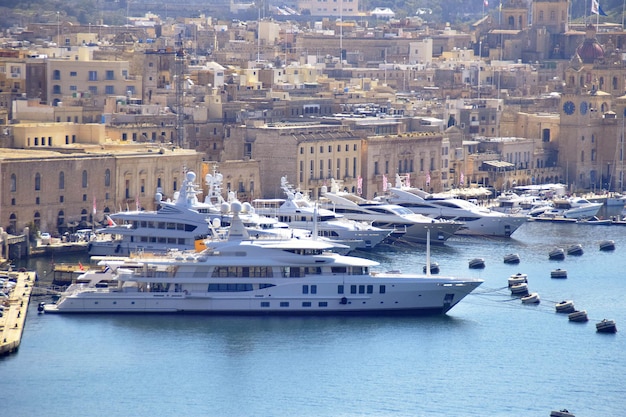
[340,297,348,305]
[115,244,121,253]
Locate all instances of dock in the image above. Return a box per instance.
[0,270,36,356]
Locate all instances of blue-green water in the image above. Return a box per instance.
[2,220,625,417]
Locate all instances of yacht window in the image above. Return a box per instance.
[350,285,357,294]
[331,266,347,274]
[302,285,309,294]
[379,285,386,294]
[338,285,344,294]
[302,302,312,307]
[367,285,373,294]
[318,301,328,307]
[359,285,365,294]
[260,302,270,307]
[280,302,289,307]
[311,285,317,294]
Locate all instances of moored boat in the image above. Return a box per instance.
[510,282,529,295]
[508,272,528,287]
[599,240,615,251]
[42,202,484,315]
[503,253,521,264]
[568,310,588,322]
[548,247,565,260]
[555,300,576,313]
[550,409,576,417]
[566,243,584,256]
[596,319,617,333]
[550,269,567,279]
[468,258,485,269]
[423,262,440,274]
[521,292,540,304]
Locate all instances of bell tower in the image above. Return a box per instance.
[531,0,569,34]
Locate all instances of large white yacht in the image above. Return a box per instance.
[88,171,309,256]
[381,176,527,237]
[252,177,393,250]
[319,180,464,244]
[43,202,483,315]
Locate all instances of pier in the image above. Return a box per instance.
[0,271,36,356]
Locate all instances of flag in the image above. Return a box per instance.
[92,195,97,216]
[484,0,488,6]
[591,0,608,16]
[357,176,363,195]
[460,172,465,186]
[382,174,388,192]
[135,195,141,211]
[78,261,84,271]
[426,171,431,186]
[405,173,411,188]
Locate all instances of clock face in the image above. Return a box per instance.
[563,100,575,115]
[580,101,588,115]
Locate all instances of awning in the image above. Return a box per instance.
[482,160,515,169]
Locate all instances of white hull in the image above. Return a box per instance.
[44,275,481,314]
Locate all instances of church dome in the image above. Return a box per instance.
[576,24,604,63]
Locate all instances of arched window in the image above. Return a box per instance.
[82,170,88,188]
[35,172,41,191]
[10,173,16,192]
[81,209,88,221]
[508,16,514,27]
[57,210,65,226]
[59,171,65,189]
[104,169,111,187]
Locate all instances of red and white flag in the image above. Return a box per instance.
[382,174,388,192]
[405,173,411,188]
[92,195,97,216]
[357,176,363,195]
[426,171,431,186]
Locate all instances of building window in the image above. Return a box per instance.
[35,172,41,191]
[10,173,16,192]
[105,85,114,94]
[82,170,88,188]
[106,70,115,80]
[52,85,61,94]
[105,169,111,187]
[52,70,61,80]
[88,70,98,81]
[88,86,97,95]
[59,172,65,189]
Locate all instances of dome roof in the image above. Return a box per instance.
[576,24,604,63]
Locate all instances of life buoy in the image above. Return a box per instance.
[340,297,348,305]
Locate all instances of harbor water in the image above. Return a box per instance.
[2,220,625,416]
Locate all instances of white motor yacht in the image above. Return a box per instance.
[381,177,526,237]
[319,179,463,245]
[43,202,483,315]
[253,177,393,250]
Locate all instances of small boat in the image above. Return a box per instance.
[550,269,567,279]
[555,300,576,313]
[599,240,615,251]
[503,253,521,264]
[596,319,617,333]
[510,282,529,295]
[568,310,588,322]
[566,244,584,256]
[550,409,576,417]
[423,262,440,274]
[469,258,485,269]
[548,247,565,260]
[521,292,540,304]
[508,272,528,287]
